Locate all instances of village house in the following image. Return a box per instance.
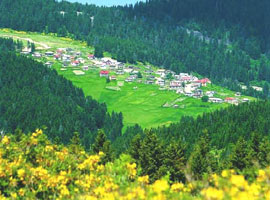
[176,88,185,94]
[75,51,81,56]
[62,61,69,67]
[156,69,166,76]
[82,66,89,71]
[124,68,133,73]
[45,61,54,68]
[242,98,250,103]
[240,85,248,90]
[54,54,61,60]
[156,78,165,86]
[130,70,139,75]
[57,48,66,54]
[252,86,263,92]
[191,82,201,90]
[145,80,154,85]
[77,57,85,64]
[145,69,153,74]
[196,78,211,87]
[165,70,175,75]
[235,92,241,97]
[110,76,117,81]
[33,52,42,58]
[206,91,215,97]
[116,70,124,75]
[129,75,138,80]
[109,65,116,70]
[225,97,238,105]
[170,81,182,90]
[45,51,54,57]
[62,54,71,62]
[71,60,80,67]
[173,104,179,109]
[76,11,83,16]
[209,97,223,103]
[185,92,193,97]
[66,48,74,53]
[146,75,155,80]
[180,75,193,83]
[125,77,133,82]
[100,70,109,77]
[20,50,31,55]
[117,63,124,69]
[192,90,203,98]
[88,54,95,60]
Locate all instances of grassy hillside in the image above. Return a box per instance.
[0,29,255,129]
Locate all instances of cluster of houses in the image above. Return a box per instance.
[25,47,251,105]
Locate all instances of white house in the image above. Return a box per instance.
[209,98,223,103]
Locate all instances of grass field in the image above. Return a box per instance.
[0,29,255,129]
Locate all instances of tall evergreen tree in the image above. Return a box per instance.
[229,137,253,171]
[92,130,113,164]
[162,142,187,182]
[188,131,214,179]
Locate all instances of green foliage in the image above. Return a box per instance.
[0,49,123,149]
[92,130,113,164]
[201,96,209,102]
[162,142,187,182]
[188,131,215,179]
[94,45,103,58]
[229,137,253,171]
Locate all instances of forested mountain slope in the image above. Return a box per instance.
[0,0,270,98]
[0,39,123,148]
[115,100,270,156]
[132,0,270,52]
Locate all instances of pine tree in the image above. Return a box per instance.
[92,130,113,164]
[188,131,214,179]
[69,132,83,154]
[229,137,252,171]
[129,134,142,161]
[258,137,270,167]
[162,142,187,182]
[138,131,164,182]
[94,45,103,58]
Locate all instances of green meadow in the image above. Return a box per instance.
[53,64,227,128]
[0,29,255,129]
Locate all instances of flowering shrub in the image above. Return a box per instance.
[1,130,270,199]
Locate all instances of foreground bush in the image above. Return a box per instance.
[0,130,270,199]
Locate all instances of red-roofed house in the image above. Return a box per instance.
[196,78,211,86]
[100,70,109,77]
[71,60,80,66]
[54,54,61,60]
[225,97,238,105]
[88,54,95,59]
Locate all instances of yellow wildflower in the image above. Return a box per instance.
[152,180,169,193]
[1,136,9,145]
[59,185,70,196]
[171,182,184,192]
[17,168,25,180]
[138,175,149,184]
[127,163,137,178]
[201,187,224,200]
[18,188,25,197]
[10,192,17,199]
[257,169,267,182]
[230,175,247,188]
[221,170,229,178]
